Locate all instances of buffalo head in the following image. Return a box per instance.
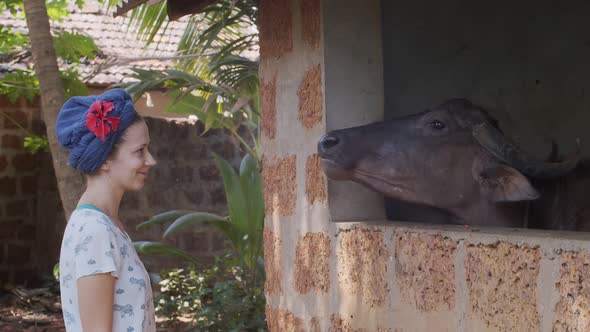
[318,99,579,226]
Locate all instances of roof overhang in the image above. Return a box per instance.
[114,0,217,20]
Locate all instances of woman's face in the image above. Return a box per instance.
[106,120,156,191]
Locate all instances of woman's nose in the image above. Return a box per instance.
[146,150,157,166]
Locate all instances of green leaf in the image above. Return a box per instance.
[60,67,88,99]
[0,69,39,103]
[0,27,29,53]
[125,1,168,46]
[46,0,70,21]
[53,31,98,62]
[136,210,193,230]
[0,1,25,16]
[201,93,219,134]
[163,212,229,238]
[53,262,60,281]
[165,90,207,115]
[24,135,49,153]
[238,153,264,266]
[213,153,249,252]
[133,241,199,264]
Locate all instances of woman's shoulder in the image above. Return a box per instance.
[65,209,120,240]
[69,208,112,226]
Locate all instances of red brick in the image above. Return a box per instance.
[17,225,36,241]
[0,270,12,285]
[259,0,293,59]
[261,75,277,139]
[3,110,29,129]
[0,220,20,239]
[264,228,282,295]
[199,164,220,181]
[466,242,541,331]
[294,232,331,294]
[0,155,7,173]
[1,134,23,149]
[265,306,304,332]
[12,268,39,285]
[6,200,28,218]
[554,252,590,331]
[301,0,321,49]
[0,177,17,196]
[0,94,13,105]
[262,155,297,216]
[305,154,327,205]
[20,175,37,195]
[395,232,456,311]
[27,96,41,108]
[12,154,38,172]
[298,64,323,129]
[6,243,31,264]
[210,186,226,205]
[211,230,226,252]
[186,145,207,161]
[338,228,389,307]
[210,140,235,160]
[172,166,194,182]
[183,188,204,205]
[181,232,210,252]
[31,118,45,135]
[121,193,140,210]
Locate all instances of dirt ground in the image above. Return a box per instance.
[0,288,195,332]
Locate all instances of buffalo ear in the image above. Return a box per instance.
[474,162,540,202]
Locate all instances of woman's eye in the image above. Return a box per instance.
[429,120,445,130]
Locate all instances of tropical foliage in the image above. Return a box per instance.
[0,0,97,101]
[156,256,266,331]
[134,151,266,328]
[116,0,266,288]
[109,0,261,157]
[1,0,98,153]
[135,152,264,277]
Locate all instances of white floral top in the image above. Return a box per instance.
[59,206,156,332]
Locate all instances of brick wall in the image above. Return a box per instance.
[0,95,242,286]
[0,95,58,285]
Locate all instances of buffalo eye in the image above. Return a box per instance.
[429,120,445,130]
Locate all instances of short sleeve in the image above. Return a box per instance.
[72,220,122,280]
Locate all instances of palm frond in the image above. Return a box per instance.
[126,1,170,47]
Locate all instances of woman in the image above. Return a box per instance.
[56,89,157,331]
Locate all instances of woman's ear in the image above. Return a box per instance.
[100,160,111,171]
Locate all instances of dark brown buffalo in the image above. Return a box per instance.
[318,99,590,230]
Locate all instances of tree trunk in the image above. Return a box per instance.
[23,0,84,219]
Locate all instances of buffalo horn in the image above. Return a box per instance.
[472,122,579,178]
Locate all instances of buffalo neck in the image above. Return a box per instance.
[449,199,529,229]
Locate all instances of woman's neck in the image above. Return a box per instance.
[78,177,124,222]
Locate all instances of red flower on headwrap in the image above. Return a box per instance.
[85,100,120,142]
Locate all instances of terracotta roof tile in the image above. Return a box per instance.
[0,0,188,85]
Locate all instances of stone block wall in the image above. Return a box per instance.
[258,0,590,330]
[0,94,241,285]
[267,220,590,331]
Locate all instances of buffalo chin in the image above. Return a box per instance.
[320,159,354,180]
[351,172,413,201]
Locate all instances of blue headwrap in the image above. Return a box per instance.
[56,89,138,173]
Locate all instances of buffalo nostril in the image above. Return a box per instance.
[319,135,340,151]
